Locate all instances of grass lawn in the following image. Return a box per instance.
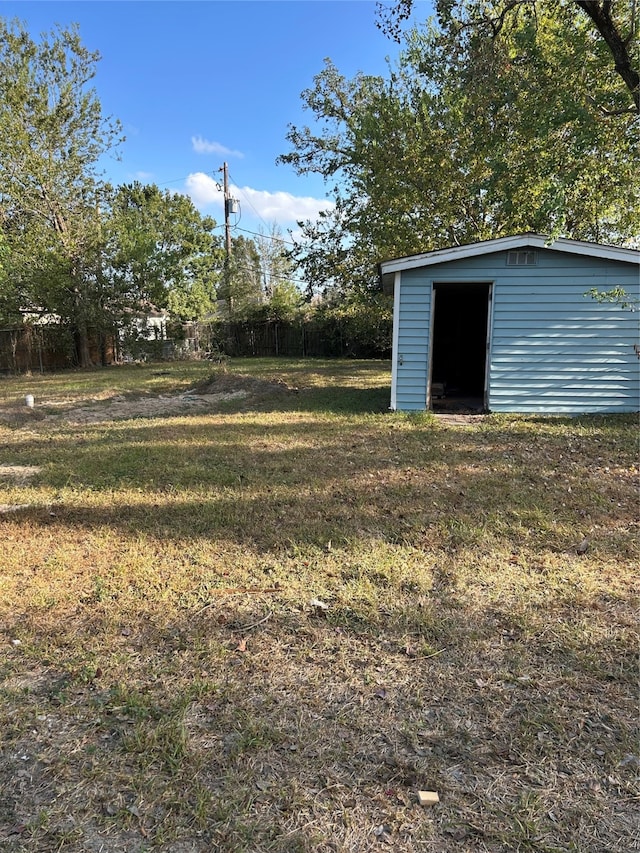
[0,359,637,852]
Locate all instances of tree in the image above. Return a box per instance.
[0,18,122,364]
[253,223,296,300]
[377,0,639,114]
[104,182,222,326]
[267,280,304,321]
[281,5,639,295]
[219,234,263,320]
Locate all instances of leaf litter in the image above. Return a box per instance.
[0,360,637,852]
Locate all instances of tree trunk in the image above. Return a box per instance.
[576,2,639,112]
[73,322,93,368]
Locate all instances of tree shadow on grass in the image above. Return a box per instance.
[282,384,391,415]
[2,585,636,852]
[2,399,636,566]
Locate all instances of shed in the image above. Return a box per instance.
[379,234,640,414]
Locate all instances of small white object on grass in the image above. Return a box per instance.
[25,394,34,408]
[417,790,439,806]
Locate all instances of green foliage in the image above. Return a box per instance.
[379,1,639,114]
[313,290,393,356]
[281,2,639,296]
[104,181,223,323]
[0,20,224,363]
[587,286,638,311]
[254,223,297,301]
[218,235,264,321]
[243,279,305,323]
[0,18,122,361]
[266,279,305,321]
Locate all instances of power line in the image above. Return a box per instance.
[152,172,299,248]
[135,170,308,258]
[228,171,271,231]
[233,225,297,247]
[227,172,300,248]
[226,263,308,287]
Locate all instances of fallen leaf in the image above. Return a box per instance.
[236,638,248,653]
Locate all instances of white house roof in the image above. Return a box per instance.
[379,234,640,278]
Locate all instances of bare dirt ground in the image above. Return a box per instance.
[0,373,297,426]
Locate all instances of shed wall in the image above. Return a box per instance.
[394,268,432,410]
[393,249,639,413]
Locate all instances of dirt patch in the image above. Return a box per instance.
[59,389,249,424]
[0,372,298,426]
[191,371,297,401]
[433,413,486,427]
[0,465,42,481]
[0,504,32,514]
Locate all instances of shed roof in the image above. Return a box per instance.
[379,234,640,291]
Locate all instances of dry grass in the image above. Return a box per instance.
[0,359,638,852]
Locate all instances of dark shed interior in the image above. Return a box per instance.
[431,283,490,407]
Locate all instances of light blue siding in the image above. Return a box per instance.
[394,247,640,414]
[395,268,431,410]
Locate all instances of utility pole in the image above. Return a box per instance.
[222,161,232,260]
[218,162,233,320]
[219,162,239,321]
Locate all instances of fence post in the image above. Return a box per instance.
[37,329,44,373]
[10,331,18,373]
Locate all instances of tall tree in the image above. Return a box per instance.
[0,18,122,364]
[254,223,296,300]
[219,234,263,320]
[377,0,639,113]
[281,4,639,294]
[104,182,222,326]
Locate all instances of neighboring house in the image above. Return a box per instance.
[379,234,640,414]
[132,305,169,341]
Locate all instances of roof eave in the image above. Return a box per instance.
[379,234,640,275]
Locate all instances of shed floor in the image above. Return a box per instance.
[431,395,485,414]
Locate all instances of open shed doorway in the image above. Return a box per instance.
[430,282,491,413]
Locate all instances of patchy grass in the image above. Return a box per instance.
[0,359,637,852]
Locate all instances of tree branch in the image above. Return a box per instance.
[576,0,640,112]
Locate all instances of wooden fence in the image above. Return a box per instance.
[0,326,115,374]
[0,317,391,373]
[205,320,391,359]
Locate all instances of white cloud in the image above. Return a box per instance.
[134,170,155,181]
[237,185,334,224]
[184,172,334,226]
[191,135,244,158]
[184,172,224,208]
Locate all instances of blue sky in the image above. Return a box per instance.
[3,0,432,240]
